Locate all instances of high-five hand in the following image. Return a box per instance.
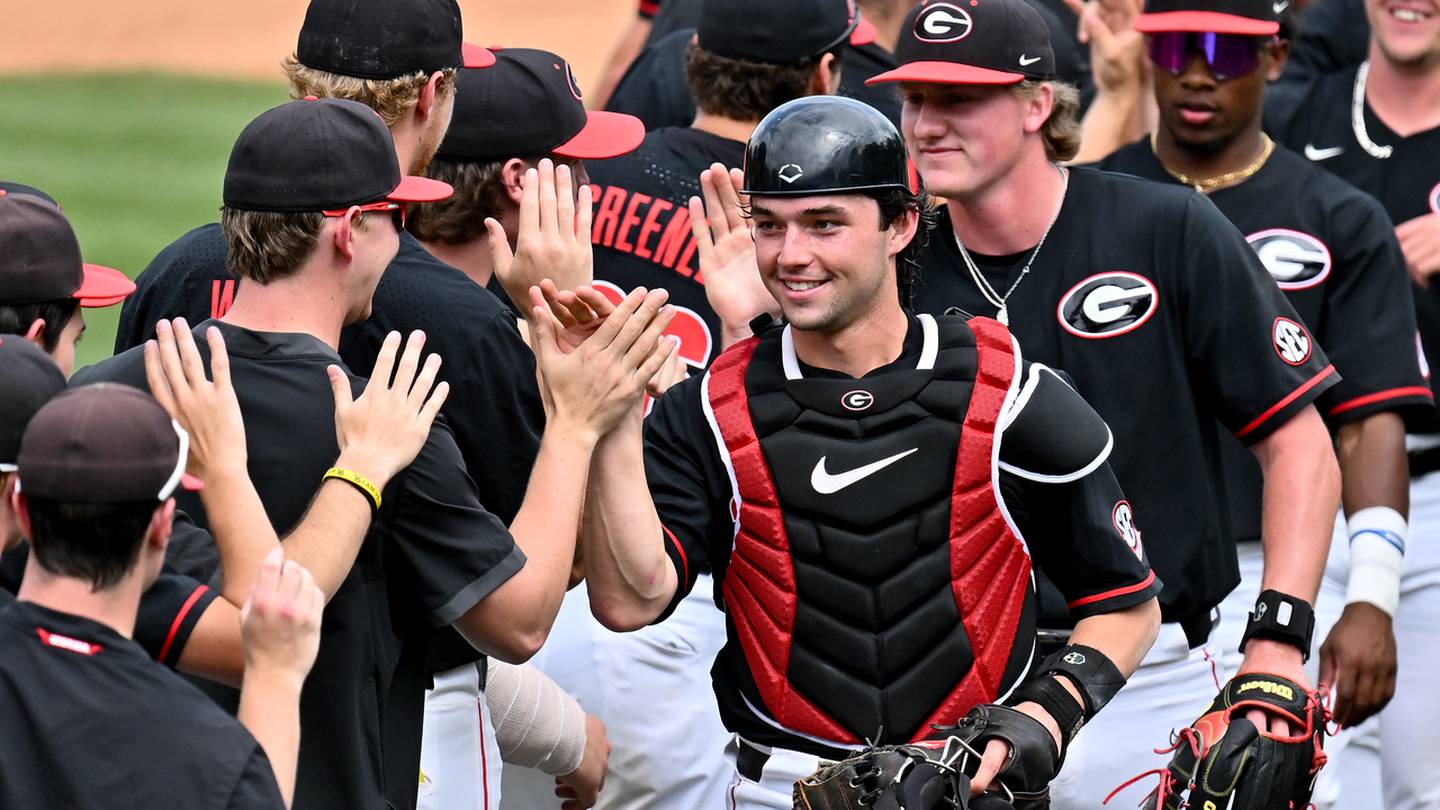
[487,159,595,309]
[689,163,778,348]
[530,286,677,439]
[144,318,247,479]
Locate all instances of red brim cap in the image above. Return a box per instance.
[387,175,455,204]
[866,60,1025,86]
[463,42,498,69]
[1132,11,1279,34]
[851,15,879,47]
[553,111,647,160]
[74,263,136,308]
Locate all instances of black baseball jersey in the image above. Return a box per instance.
[1,539,219,669]
[72,321,524,810]
[588,126,746,371]
[116,225,544,525]
[1267,64,1440,430]
[0,600,285,809]
[113,224,544,676]
[605,29,904,131]
[912,167,1338,622]
[1099,139,1431,543]
[1274,0,1368,91]
[646,313,1160,755]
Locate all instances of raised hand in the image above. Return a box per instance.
[689,163,778,348]
[325,330,450,487]
[487,159,595,310]
[144,318,248,479]
[1064,0,1147,94]
[530,286,677,439]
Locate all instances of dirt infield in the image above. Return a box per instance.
[5,0,635,90]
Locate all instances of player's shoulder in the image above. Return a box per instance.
[137,222,228,285]
[373,235,514,329]
[1265,144,1392,224]
[1070,164,1196,211]
[69,343,148,390]
[998,360,1113,483]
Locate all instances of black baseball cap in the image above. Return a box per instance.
[1134,0,1281,35]
[699,0,863,64]
[18,384,203,503]
[867,0,1057,85]
[296,0,494,80]
[0,338,68,472]
[0,181,57,206]
[0,191,136,308]
[436,49,645,163]
[224,98,453,213]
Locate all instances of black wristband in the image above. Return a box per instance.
[1239,589,1316,661]
[1006,675,1084,752]
[1037,644,1127,720]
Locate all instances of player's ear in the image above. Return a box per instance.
[417,70,445,121]
[1021,82,1055,136]
[1266,39,1291,82]
[331,207,360,262]
[810,52,842,97]
[149,499,175,552]
[11,490,32,542]
[502,158,530,206]
[23,318,47,350]
[886,207,920,257]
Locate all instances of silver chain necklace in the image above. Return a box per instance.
[1353,61,1394,160]
[954,167,1069,326]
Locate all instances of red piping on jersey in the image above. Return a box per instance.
[156,584,210,664]
[662,523,690,586]
[1327,386,1435,417]
[1235,365,1337,439]
[1067,569,1157,609]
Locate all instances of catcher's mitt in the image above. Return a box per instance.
[792,704,1059,810]
[1106,673,1328,810]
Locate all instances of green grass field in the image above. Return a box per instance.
[0,72,288,370]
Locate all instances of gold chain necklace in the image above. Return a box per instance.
[1150,133,1274,193]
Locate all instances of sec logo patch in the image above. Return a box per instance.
[1273,317,1312,365]
[1056,271,1159,339]
[1112,501,1143,559]
[915,2,974,42]
[1247,229,1332,290]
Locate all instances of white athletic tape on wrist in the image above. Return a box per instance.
[1345,506,1406,616]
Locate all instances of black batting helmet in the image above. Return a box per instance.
[741,96,911,197]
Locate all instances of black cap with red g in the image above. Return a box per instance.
[867,0,1056,86]
[436,49,645,163]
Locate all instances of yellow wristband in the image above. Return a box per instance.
[323,467,381,511]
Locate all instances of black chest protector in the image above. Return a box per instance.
[703,314,1035,746]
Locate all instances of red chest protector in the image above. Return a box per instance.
[704,317,1033,746]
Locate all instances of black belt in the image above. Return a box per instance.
[1410,446,1440,479]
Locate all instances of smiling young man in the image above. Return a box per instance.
[864,0,1343,805]
[1092,0,1432,805]
[568,95,1161,810]
[1264,0,1440,805]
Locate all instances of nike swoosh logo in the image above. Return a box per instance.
[1304,144,1344,161]
[1019,55,1043,66]
[1273,1,1290,12]
[811,449,919,495]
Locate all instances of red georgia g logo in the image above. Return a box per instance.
[1273,317,1312,366]
[914,2,974,42]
